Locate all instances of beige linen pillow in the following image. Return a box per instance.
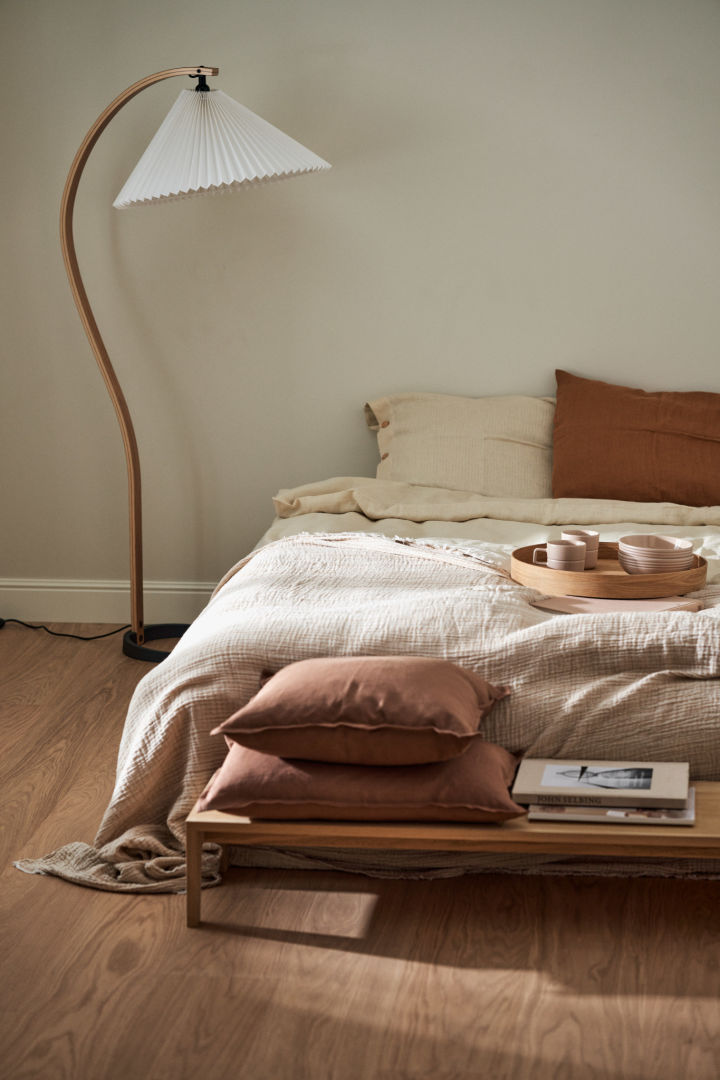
[213,656,511,766]
[364,392,555,498]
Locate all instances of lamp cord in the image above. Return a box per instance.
[0,618,131,642]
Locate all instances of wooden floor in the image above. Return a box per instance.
[1,624,719,1080]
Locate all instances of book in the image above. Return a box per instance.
[527,787,695,826]
[512,758,689,809]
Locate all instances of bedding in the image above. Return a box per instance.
[15,477,720,893]
[270,475,720,531]
[214,656,510,765]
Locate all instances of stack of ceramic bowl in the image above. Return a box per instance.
[618,535,694,575]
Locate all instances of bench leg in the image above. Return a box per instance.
[186,823,203,928]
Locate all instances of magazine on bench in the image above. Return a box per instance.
[512,759,690,809]
[528,787,695,826]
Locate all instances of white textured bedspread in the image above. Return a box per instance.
[16,530,720,892]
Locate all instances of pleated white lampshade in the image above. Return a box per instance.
[113,88,331,208]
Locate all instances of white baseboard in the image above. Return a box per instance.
[0,578,216,625]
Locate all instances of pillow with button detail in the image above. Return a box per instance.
[212,655,511,766]
[364,392,555,499]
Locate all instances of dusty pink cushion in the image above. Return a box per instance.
[212,656,511,766]
[197,739,524,822]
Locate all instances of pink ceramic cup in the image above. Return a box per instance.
[533,539,587,571]
[561,529,600,569]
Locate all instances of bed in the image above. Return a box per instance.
[15,371,720,892]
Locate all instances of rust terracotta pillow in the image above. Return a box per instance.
[552,370,720,506]
[197,739,524,822]
[212,656,510,766]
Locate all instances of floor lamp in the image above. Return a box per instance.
[60,65,330,662]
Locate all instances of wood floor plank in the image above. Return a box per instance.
[1,625,144,866]
[2,626,719,1080]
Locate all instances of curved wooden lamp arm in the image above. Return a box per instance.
[60,67,218,645]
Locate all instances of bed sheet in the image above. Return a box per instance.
[260,476,720,575]
[257,508,720,577]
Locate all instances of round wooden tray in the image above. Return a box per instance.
[510,541,707,599]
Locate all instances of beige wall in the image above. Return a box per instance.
[3,0,720,619]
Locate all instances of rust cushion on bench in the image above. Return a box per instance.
[196,739,524,822]
[212,656,510,766]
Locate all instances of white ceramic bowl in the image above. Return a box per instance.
[620,564,694,575]
[618,545,694,559]
[618,534,693,554]
[618,547,694,560]
[618,550,695,564]
[619,552,694,575]
[618,534,695,574]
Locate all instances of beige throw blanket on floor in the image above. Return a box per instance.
[16,533,720,892]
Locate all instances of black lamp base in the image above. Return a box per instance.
[123,623,189,662]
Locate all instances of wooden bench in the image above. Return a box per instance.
[185,780,720,927]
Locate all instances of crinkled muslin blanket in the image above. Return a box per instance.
[15,519,720,892]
